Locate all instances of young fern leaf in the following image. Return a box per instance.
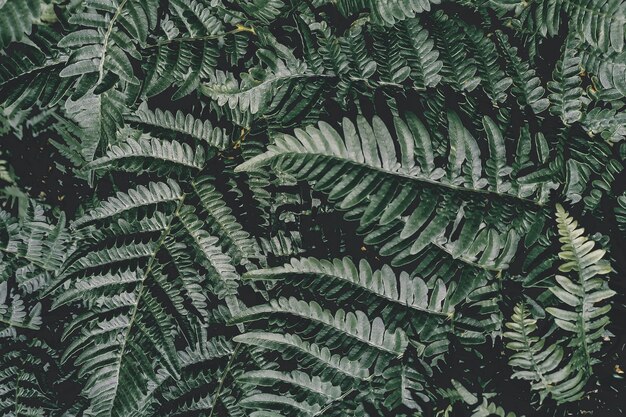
[547,205,615,377]
[504,302,582,403]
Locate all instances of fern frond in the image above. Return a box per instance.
[239,370,342,401]
[128,102,229,149]
[87,135,207,174]
[201,60,312,116]
[0,205,66,336]
[0,0,41,49]
[192,176,263,267]
[547,205,615,376]
[237,112,543,270]
[496,31,550,114]
[504,302,581,403]
[0,337,61,415]
[336,0,442,26]
[73,180,182,228]
[242,257,452,317]
[64,88,126,164]
[461,22,513,104]
[431,12,481,92]
[233,332,370,383]
[59,0,158,92]
[232,297,408,362]
[548,37,588,124]
[397,19,443,90]
[0,27,71,113]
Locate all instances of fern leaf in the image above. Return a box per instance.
[496,31,550,114]
[243,257,453,317]
[73,180,183,228]
[505,302,582,403]
[0,0,41,49]
[129,102,229,149]
[238,370,342,401]
[0,28,71,113]
[59,0,158,92]
[547,205,615,376]
[397,19,443,90]
[548,37,588,124]
[232,297,408,360]
[237,113,540,270]
[233,332,370,382]
[201,60,310,116]
[336,0,442,26]
[87,135,207,174]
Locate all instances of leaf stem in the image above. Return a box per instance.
[208,343,242,417]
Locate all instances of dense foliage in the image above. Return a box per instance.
[1,0,625,416]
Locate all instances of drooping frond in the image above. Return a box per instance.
[233,332,371,383]
[232,297,408,363]
[242,257,463,360]
[237,111,546,271]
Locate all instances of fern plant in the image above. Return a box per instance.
[1,0,624,416]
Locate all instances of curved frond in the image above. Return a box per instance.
[87,135,207,174]
[237,112,544,270]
